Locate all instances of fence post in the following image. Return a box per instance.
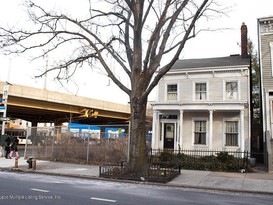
[51,129,55,160]
[87,132,90,163]
[24,132,28,159]
[32,159,36,170]
[245,150,249,168]
[178,146,181,173]
[266,133,272,172]
[15,158,18,168]
[149,148,152,164]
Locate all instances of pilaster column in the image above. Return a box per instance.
[152,110,159,150]
[179,110,184,149]
[209,110,213,150]
[240,110,245,152]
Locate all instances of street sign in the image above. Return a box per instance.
[3,85,9,100]
[0,117,10,121]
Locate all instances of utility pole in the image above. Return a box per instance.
[1,81,12,135]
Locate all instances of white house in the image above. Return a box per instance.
[151,23,251,152]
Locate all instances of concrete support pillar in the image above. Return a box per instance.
[31,121,38,126]
[29,121,38,138]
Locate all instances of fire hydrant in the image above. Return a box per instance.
[27,157,33,169]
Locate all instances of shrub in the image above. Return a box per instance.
[126,150,247,172]
[216,151,235,163]
[159,151,175,162]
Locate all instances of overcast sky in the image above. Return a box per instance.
[0,0,272,104]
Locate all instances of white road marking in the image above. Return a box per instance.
[30,188,50,193]
[75,168,88,171]
[91,197,117,203]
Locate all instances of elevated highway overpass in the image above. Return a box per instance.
[0,81,131,126]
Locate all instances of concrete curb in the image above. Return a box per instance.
[3,166,273,196]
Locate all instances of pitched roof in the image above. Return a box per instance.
[171,55,250,70]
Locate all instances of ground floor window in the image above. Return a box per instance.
[225,121,238,146]
[194,121,206,145]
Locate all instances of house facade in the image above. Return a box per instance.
[151,24,251,152]
[258,16,273,141]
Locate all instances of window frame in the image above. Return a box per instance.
[194,82,207,101]
[166,83,178,101]
[224,120,239,147]
[225,81,239,100]
[193,120,207,145]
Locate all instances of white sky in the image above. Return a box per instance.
[0,0,272,104]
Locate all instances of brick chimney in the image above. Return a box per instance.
[241,22,248,58]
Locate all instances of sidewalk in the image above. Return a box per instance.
[1,157,273,195]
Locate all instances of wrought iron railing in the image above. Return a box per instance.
[99,161,180,183]
[149,149,250,172]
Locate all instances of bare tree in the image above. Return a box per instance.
[0,0,224,175]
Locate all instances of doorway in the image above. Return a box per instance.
[164,123,175,149]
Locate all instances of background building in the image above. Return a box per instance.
[258,16,273,142]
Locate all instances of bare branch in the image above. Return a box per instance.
[143,0,212,99]
[0,0,226,174]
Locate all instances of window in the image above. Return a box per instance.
[167,84,177,101]
[159,115,178,119]
[195,83,207,100]
[225,121,238,146]
[226,82,238,100]
[194,121,206,145]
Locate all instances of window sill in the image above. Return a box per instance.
[224,145,239,149]
[193,144,208,148]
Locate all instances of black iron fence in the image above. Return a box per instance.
[148,149,265,172]
[99,161,180,183]
[99,148,267,183]
[250,151,268,170]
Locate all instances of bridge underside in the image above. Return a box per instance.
[0,82,155,127]
[6,96,130,125]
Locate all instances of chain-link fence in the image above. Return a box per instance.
[24,126,129,164]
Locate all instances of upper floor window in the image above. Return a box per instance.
[167,84,177,101]
[225,121,239,146]
[260,22,273,34]
[195,83,207,100]
[194,121,207,145]
[226,82,238,100]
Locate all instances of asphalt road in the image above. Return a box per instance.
[0,171,272,205]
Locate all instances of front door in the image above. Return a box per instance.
[164,123,175,149]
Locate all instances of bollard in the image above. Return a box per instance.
[15,158,18,168]
[32,159,36,170]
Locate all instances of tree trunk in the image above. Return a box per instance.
[127,95,149,176]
